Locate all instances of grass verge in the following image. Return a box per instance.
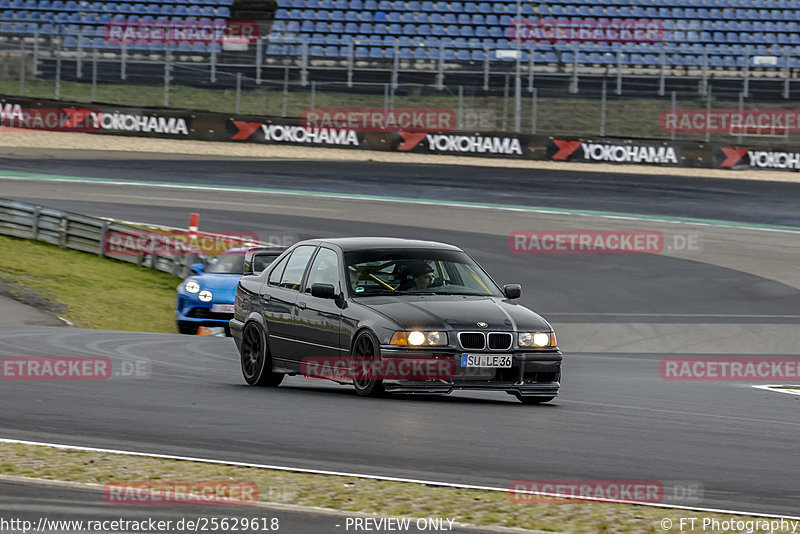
[0,235,179,332]
[0,443,794,534]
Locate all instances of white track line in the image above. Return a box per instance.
[752,385,800,397]
[0,437,797,520]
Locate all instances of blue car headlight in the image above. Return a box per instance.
[198,290,213,302]
[184,280,200,293]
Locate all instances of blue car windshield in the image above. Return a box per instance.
[344,249,501,297]
[205,253,245,274]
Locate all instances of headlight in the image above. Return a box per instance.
[198,290,213,302]
[390,331,447,346]
[184,280,200,293]
[518,331,556,348]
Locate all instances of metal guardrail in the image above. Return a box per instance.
[0,198,266,279]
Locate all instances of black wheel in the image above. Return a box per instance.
[351,331,385,397]
[177,322,198,335]
[517,395,555,405]
[240,322,284,387]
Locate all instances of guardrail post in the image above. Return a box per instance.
[670,90,676,141]
[784,50,790,99]
[91,48,98,102]
[310,80,316,112]
[121,43,127,80]
[705,87,711,143]
[502,72,509,131]
[737,92,744,144]
[702,51,708,95]
[391,42,399,89]
[19,39,25,96]
[531,87,537,134]
[164,43,171,107]
[659,50,666,96]
[33,28,39,76]
[99,221,109,258]
[436,42,444,90]
[347,41,354,88]
[528,42,534,92]
[600,78,607,136]
[615,49,621,95]
[211,43,217,83]
[281,66,289,117]
[300,40,308,87]
[256,37,262,84]
[483,45,489,91]
[55,40,62,100]
[743,51,749,97]
[76,29,83,79]
[59,217,68,248]
[457,85,463,130]
[570,44,578,94]
[235,73,242,114]
[32,206,40,241]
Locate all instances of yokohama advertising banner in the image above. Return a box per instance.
[547,137,682,166]
[714,146,800,171]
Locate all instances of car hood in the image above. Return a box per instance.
[357,295,552,331]
[185,274,241,302]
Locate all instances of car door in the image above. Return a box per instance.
[260,245,316,365]
[292,247,343,364]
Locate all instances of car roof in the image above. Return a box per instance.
[298,237,463,252]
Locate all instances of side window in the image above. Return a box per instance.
[279,245,316,291]
[253,254,278,274]
[305,248,340,293]
[268,254,290,286]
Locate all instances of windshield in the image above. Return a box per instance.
[344,249,501,297]
[205,253,245,274]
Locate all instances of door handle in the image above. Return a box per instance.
[296,301,307,310]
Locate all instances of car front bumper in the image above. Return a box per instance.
[376,348,562,397]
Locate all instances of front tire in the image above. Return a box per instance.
[240,322,284,387]
[351,331,385,397]
[177,322,198,335]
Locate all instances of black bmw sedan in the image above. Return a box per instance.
[230,237,562,404]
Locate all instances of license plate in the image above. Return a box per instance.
[460,353,512,368]
[211,304,235,313]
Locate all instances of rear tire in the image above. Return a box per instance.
[351,331,385,397]
[240,322,284,387]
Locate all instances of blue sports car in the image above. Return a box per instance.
[176,246,284,335]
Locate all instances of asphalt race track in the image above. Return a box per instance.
[1,148,799,519]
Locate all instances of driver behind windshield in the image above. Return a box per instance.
[403,262,435,291]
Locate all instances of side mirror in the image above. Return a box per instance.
[311,283,336,299]
[503,284,521,299]
[190,263,205,275]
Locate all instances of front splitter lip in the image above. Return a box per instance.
[381,380,560,396]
